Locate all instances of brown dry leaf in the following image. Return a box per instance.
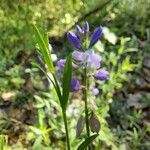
[1,92,16,101]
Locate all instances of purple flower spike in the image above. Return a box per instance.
[90,27,103,47]
[67,31,82,49]
[94,69,109,81]
[57,59,66,70]
[72,51,84,61]
[71,78,81,92]
[83,21,89,33]
[76,25,83,37]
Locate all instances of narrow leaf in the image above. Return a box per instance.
[52,74,62,102]
[76,116,85,137]
[62,54,72,110]
[77,134,99,150]
[32,24,55,74]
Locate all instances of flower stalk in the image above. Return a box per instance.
[83,67,91,150]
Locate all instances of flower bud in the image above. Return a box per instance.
[89,113,101,133]
[71,78,81,92]
[94,69,109,81]
[57,59,66,70]
[76,25,83,37]
[83,21,89,33]
[67,31,82,49]
[91,88,99,96]
[90,27,103,47]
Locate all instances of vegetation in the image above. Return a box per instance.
[0,0,150,149]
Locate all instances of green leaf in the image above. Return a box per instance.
[0,135,5,150]
[52,75,62,104]
[77,134,99,150]
[32,136,43,150]
[62,54,72,110]
[29,126,43,135]
[121,56,137,71]
[32,24,55,74]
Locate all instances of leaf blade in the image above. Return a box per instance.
[32,24,55,74]
[77,134,99,150]
[62,54,72,110]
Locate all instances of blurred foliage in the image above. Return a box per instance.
[0,0,150,149]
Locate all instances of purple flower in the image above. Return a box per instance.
[82,50,101,69]
[71,78,81,92]
[90,27,103,47]
[83,21,89,33]
[57,59,66,70]
[91,88,99,96]
[67,31,82,49]
[94,69,109,80]
[72,51,84,61]
[76,25,83,37]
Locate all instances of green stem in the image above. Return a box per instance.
[83,68,91,150]
[62,110,70,150]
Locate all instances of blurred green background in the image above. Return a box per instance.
[0,0,150,149]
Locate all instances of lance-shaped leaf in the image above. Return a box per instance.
[76,116,85,137]
[77,134,99,150]
[32,24,55,74]
[62,54,72,110]
[33,25,62,105]
[89,113,101,133]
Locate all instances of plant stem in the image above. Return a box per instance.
[62,110,70,150]
[83,68,90,137]
[83,67,91,150]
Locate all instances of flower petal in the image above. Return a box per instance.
[83,21,89,33]
[81,50,101,69]
[72,50,84,61]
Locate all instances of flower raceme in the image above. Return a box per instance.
[57,22,109,94]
